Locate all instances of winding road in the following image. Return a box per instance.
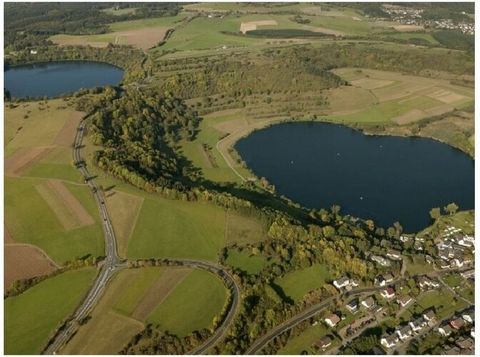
[43,117,241,355]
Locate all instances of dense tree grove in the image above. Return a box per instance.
[88,88,200,189]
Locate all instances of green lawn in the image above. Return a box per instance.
[147,269,228,336]
[413,290,467,320]
[127,195,226,261]
[276,264,331,302]
[225,249,268,275]
[4,268,96,354]
[4,177,104,264]
[278,324,334,355]
[113,267,163,316]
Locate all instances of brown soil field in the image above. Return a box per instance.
[240,20,277,34]
[36,179,94,231]
[4,244,58,288]
[213,117,249,134]
[105,190,144,257]
[5,146,54,176]
[53,112,84,146]
[424,104,454,116]
[392,109,427,125]
[307,26,345,37]
[131,267,192,321]
[393,24,424,32]
[350,78,394,90]
[426,88,465,104]
[114,27,170,50]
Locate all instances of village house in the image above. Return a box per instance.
[450,317,465,330]
[470,327,475,338]
[461,269,475,279]
[361,296,376,310]
[409,317,426,332]
[346,299,358,313]
[376,273,394,286]
[417,276,440,289]
[455,336,474,352]
[386,249,402,260]
[371,255,391,266]
[324,314,341,328]
[397,295,413,307]
[333,277,350,290]
[380,287,395,299]
[462,308,474,324]
[380,334,398,349]
[399,235,410,243]
[438,323,453,337]
[314,336,332,350]
[396,325,412,341]
[422,309,436,323]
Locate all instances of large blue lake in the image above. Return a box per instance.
[235,122,474,232]
[4,61,124,98]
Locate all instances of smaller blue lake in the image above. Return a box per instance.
[4,61,124,98]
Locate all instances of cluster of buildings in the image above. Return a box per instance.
[381,308,437,349]
[437,307,475,354]
[370,249,402,267]
[436,227,474,270]
[380,4,474,35]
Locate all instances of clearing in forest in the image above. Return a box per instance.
[35,179,94,230]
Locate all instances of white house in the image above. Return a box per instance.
[324,314,340,328]
[361,296,375,309]
[438,324,453,337]
[397,295,413,307]
[333,277,350,289]
[380,287,395,299]
[396,325,412,341]
[380,334,398,349]
[409,317,426,332]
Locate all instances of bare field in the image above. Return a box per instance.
[392,109,427,125]
[105,190,144,257]
[393,24,424,32]
[240,20,277,34]
[131,267,191,321]
[52,27,170,50]
[4,244,58,288]
[36,179,94,231]
[5,146,54,176]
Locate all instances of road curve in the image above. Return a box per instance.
[43,117,241,355]
[43,118,122,355]
[162,259,241,355]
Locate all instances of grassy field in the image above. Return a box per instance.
[276,264,331,302]
[64,266,228,353]
[277,324,338,355]
[147,268,228,336]
[51,15,184,50]
[405,255,435,275]
[225,249,268,275]
[127,196,226,261]
[4,176,104,264]
[4,268,96,354]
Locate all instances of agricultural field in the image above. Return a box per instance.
[51,15,185,50]
[4,268,96,354]
[275,264,331,302]
[63,266,228,353]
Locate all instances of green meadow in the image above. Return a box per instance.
[4,268,96,354]
[276,264,331,302]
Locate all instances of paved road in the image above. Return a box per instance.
[44,118,241,354]
[44,119,122,355]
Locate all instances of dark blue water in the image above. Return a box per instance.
[235,122,474,232]
[4,61,124,98]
